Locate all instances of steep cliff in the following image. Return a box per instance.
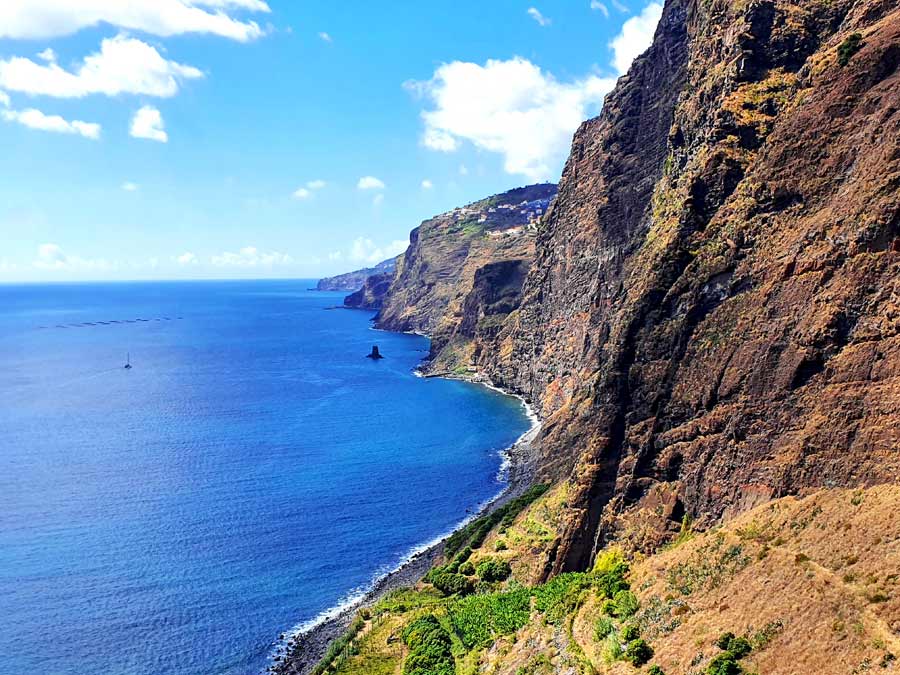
[375,183,557,372]
[343,273,392,310]
[480,0,900,574]
[281,2,900,673]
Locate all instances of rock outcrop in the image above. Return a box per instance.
[343,273,393,310]
[476,0,900,573]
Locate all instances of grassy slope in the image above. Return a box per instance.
[315,486,899,675]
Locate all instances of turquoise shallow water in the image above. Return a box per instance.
[0,280,530,674]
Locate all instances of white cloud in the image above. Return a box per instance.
[527,7,551,26]
[328,250,343,262]
[421,179,433,190]
[2,107,101,139]
[293,180,326,199]
[0,35,203,99]
[408,4,664,180]
[176,252,198,265]
[348,237,407,265]
[211,246,293,267]
[33,243,112,270]
[609,2,663,75]
[407,57,615,180]
[372,193,384,207]
[122,181,139,191]
[318,32,333,43]
[357,176,385,190]
[611,0,629,12]
[0,0,270,42]
[37,47,56,62]
[130,106,168,142]
[0,90,9,108]
[590,1,609,18]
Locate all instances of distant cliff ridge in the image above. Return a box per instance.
[315,257,398,292]
[374,183,557,372]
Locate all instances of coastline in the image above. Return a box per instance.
[268,380,541,675]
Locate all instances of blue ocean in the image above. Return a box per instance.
[0,280,530,674]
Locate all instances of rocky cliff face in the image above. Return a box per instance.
[343,273,392,310]
[476,0,899,574]
[375,184,557,371]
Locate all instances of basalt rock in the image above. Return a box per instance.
[344,273,393,310]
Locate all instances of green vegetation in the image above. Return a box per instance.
[533,572,596,625]
[837,33,864,67]
[594,617,615,640]
[613,589,639,617]
[401,615,455,675]
[621,623,641,642]
[648,666,666,675]
[403,545,633,674]
[447,586,532,648]
[445,484,549,556]
[625,638,654,667]
[429,570,474,596]
[706,631,754,674]
[515,654,552,674]
[475,558,512,582]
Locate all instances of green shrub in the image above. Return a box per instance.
[603,633,623,663]
[729,636,752,659]
[706,653,742,675]
[458,561,475,576]
[715,632,736,650]
[621,624,641,642]
[648,666,666,675]
[837,33,863,67]
[600,599,617,615]
[430,570,474,596]
[445,546,472,573]
[625,638,654,667]
[476,558,512,582]
[401,615,455,675]
[594,617,615,640]
[495,540,508,551]
[613,589,639,617]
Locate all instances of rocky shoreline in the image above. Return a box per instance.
[269,397,541,675]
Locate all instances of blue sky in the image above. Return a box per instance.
[0,1,662,282]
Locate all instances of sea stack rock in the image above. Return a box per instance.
[366,345,384,360]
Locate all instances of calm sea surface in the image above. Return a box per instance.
[0,280,530,674]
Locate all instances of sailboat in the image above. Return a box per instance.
[124,352,132,370]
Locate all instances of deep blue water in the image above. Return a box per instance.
[0,280,530,675]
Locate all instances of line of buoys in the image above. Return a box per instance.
[36,317,183,330]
